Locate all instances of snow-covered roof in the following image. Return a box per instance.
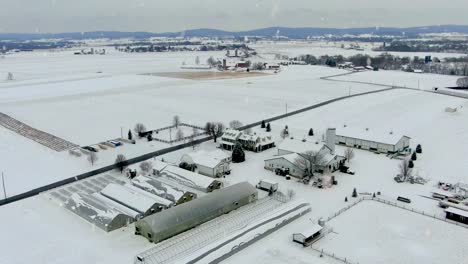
[336,127,410,145]
[136,182,257,238]
[65,192,135,232]
[322,153,344,165]
[432,189,455,198]
[182,149,230,168]
[132,175,194,203]
[92,193,141,218]
[161,164,221,191]
[221,128,242,141]
[445,207,468,218]
[265,153,306,166]
[153,175,205,197]
[101,183,173,214]
[296,224,323,238]
[278,138,325,154]
[154,160,169,172]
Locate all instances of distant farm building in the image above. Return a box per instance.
[336,127,410,154]
[131,175,197,205]
[135,182,258,243]
[180,149,231,177]
[220,128,275,152]
[264,153,309,178]
[153,161,223,192]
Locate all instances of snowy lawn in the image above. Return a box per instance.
[315,201,468,264]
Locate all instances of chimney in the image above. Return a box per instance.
[326,128,336,154]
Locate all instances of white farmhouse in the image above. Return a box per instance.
[267,128,345,177]
[220,128,275,152]
[180,149,231,178]
[336,127,410,154]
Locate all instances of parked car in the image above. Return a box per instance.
[275,167,290,176]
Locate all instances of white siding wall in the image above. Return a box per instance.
[197,165,215,178]
[264,158,306,177]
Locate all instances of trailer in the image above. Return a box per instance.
[256,180,278,192]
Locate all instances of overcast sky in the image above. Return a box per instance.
[1,0,468,33]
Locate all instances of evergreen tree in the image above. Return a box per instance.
[147,133,153,141]
[309,128,314,136]
[408,160,414,168]
[345,196,348,202]
[261,120,266,128]
[266,123,271,132]
[411,152,417,161]
[416,144,422,154]
[352,188,358,197]
[128,130,133,140]
[232,142,245,163]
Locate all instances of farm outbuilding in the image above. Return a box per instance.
[100,183,173,217]
[336,127,410,154]
[264,153,309,178]
[135,182,258,243]
[292,224,323,246]
[64,192,137,232]
[132,175,197,205]
[180,150,231,178]
[153,161,223,192]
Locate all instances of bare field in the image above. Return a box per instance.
[143,71,269,80]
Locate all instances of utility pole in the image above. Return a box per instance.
[2,172,6,200]
[120,127,123,138]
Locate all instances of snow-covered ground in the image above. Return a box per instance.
[1,48,468,264]
[315,201,468,264]
[253,41,468,59]
[0,49,386,196]
[332,69,460,90]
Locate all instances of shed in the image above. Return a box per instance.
[64,192,136,232]
[135,182,258,243]
[154,163,223,192]
[264,153,309,178]
[101,183,173,216]
[292,224,323,246]
[132,175,197,205]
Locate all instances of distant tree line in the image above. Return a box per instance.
[116,43,251,53]
[375,40,468,53]
[293,53,468,76]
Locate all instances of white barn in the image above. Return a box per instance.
[336,127,410,154]
[264,153,309,178]
[180,149,231,178]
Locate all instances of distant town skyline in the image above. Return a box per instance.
[1,0,468,33]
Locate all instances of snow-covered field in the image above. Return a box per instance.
[253,41,468,59]
[0,49,386,196]
[315,201,468,264]
[332,69,460,90]
[1,46,468,264]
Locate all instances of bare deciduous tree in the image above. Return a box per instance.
[457,76,468,88]
[87,152,98,166]
[294,151,326,176]
[229,120,243,129]
[173,115,180,128]
[6,72,14,81]
[190,127,198,149]
[176,128,184,141]
[207,56,219,67]
[344,148,355,163]
[399,159,412,181]
[205,122,225,143]
[134,123,146,137]
[139,161,153,174]
[287,189,296,200]
[115,154,127,173]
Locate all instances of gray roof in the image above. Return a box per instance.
[136,182,257,235]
